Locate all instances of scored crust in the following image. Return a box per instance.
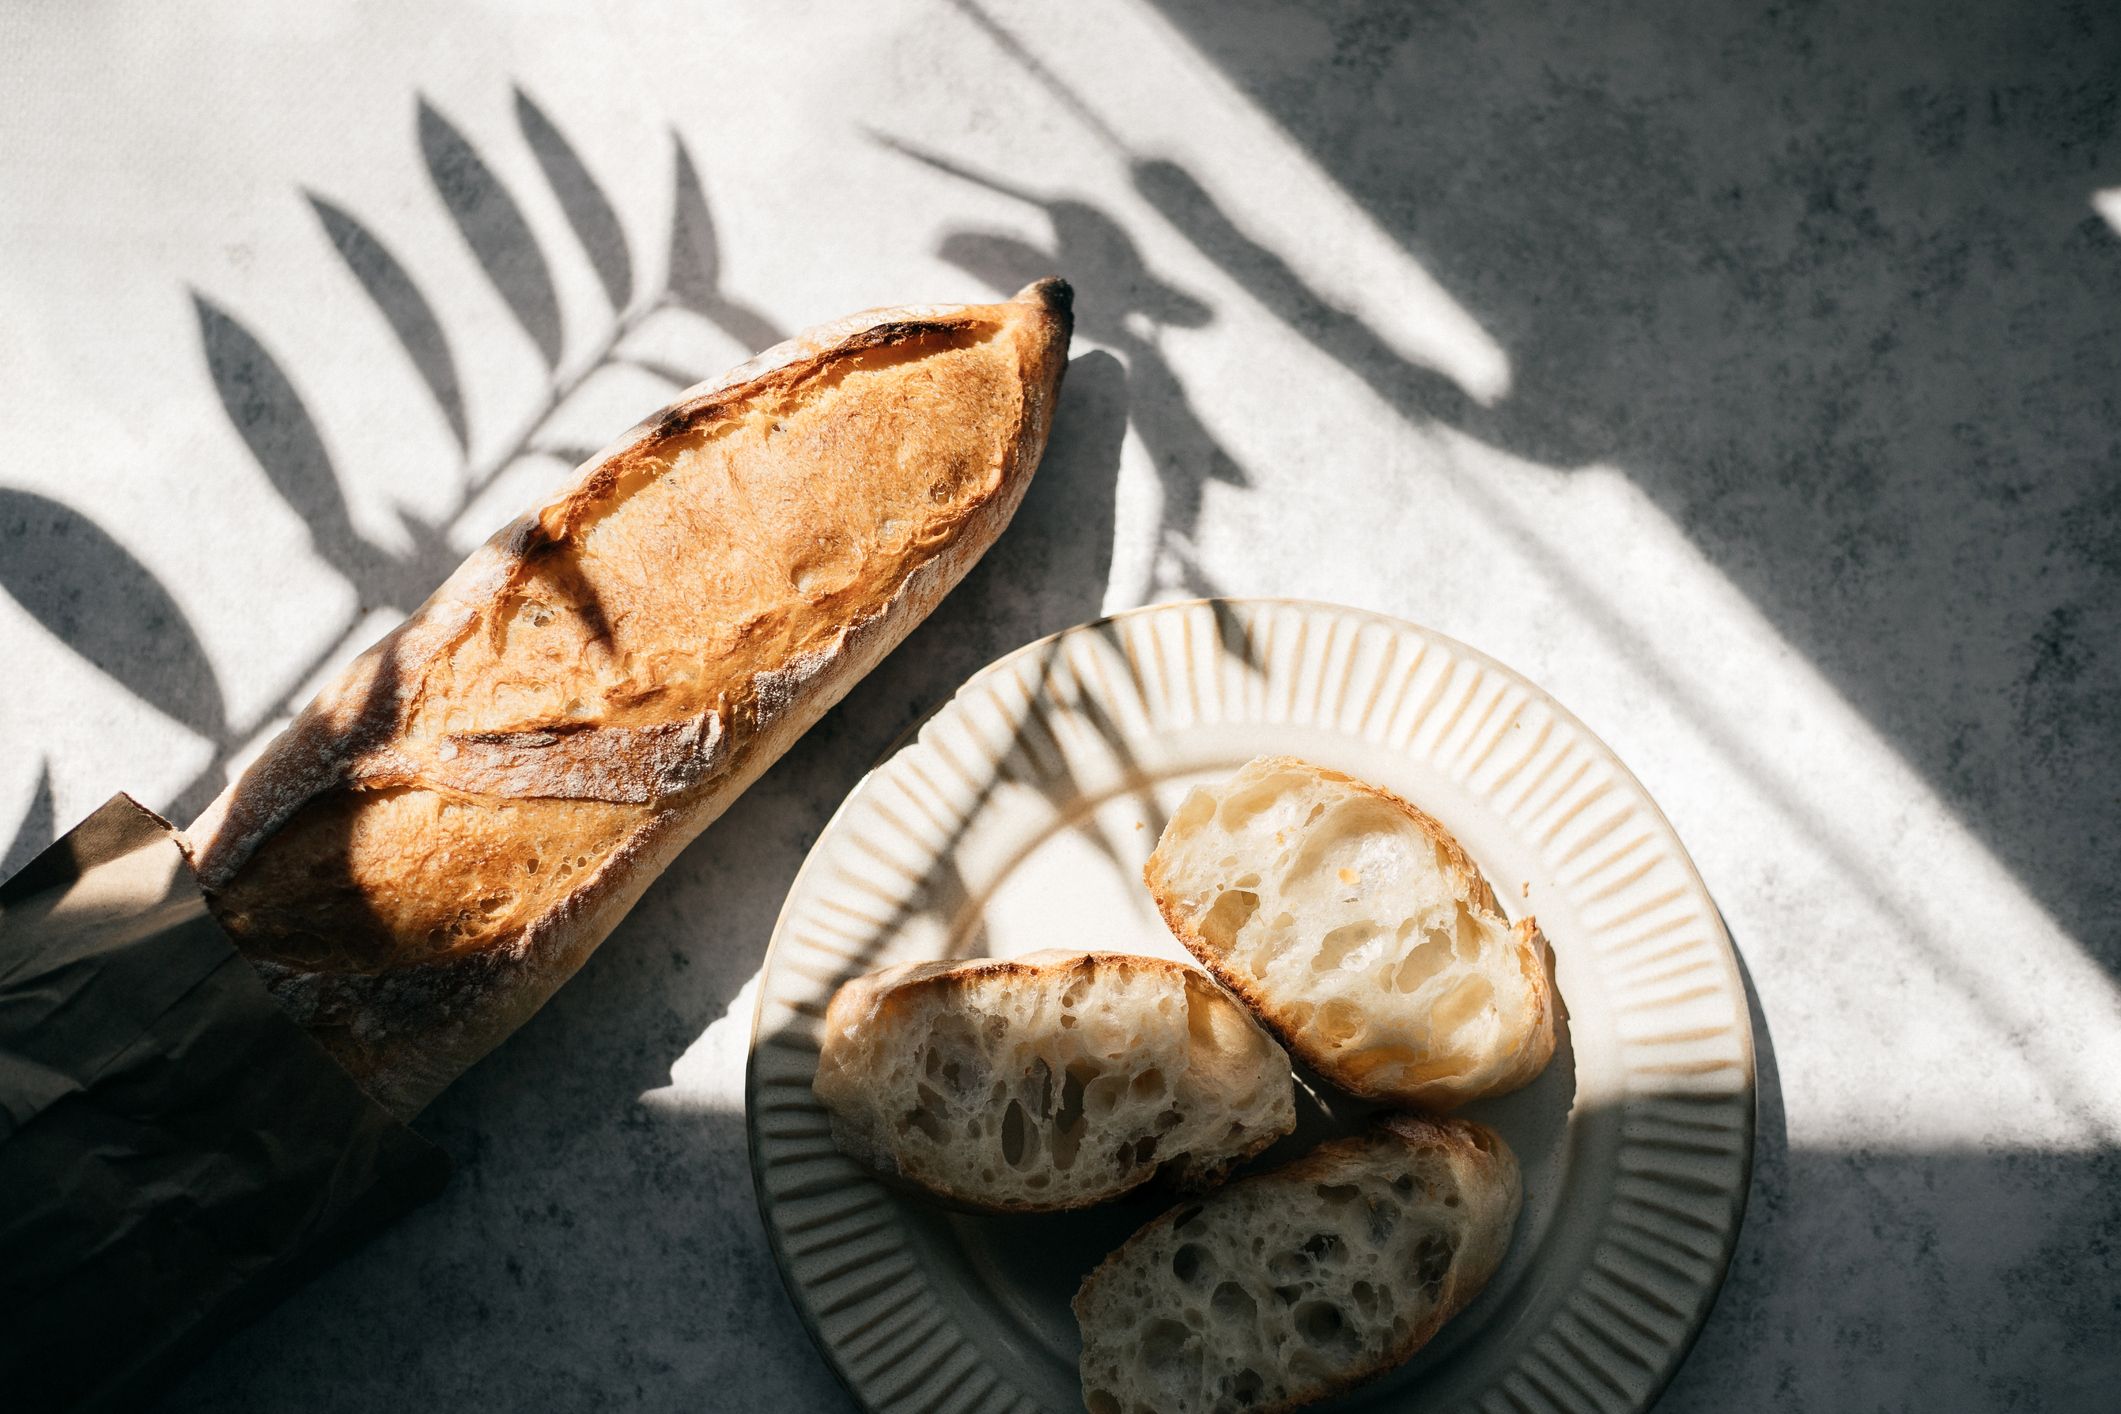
[1143,756,1557,1110]
[184,280,1073,1118]
[812,950,1296,1214]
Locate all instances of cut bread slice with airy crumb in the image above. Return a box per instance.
[1074,1115,1521,1414]
[812,951,1296,1212]
[1145,756,1556,1109]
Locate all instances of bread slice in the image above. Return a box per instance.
[811,951,1295,1212]
[185,281,1072,1118]
[1144,757,1555,1109]
[1074,1114,1520,1414]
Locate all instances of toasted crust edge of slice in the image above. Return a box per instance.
[1142,756,1558,1110]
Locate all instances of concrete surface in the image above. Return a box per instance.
[2,2,2116,1410]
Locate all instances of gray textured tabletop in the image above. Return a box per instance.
[4,3,2117,1411]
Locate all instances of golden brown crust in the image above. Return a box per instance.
[1143,756,1556,1110]
[185,280,1073,1117]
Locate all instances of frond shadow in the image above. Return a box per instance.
[3,86,788,848]
[882,135,1243,603]
[418,96,565,370]
[667,135,783,352]
[307,193,471,450]
[193,292,388,591]
[0,761,55,881]
[515,87,633,314]
[0,488,228,747]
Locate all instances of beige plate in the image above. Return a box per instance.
[747,600,1753,1414]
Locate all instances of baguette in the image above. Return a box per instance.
[185,280,1073,1118]
[813,951,1295,1212]
[1074,1115,1521,1414]
[1144,757,1555,1109]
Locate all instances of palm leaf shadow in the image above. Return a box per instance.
[836,611,1254,975]
[1,760,56,880]
[515,87,634,313]
[193,292,378,589]
[664,135,720,307]
[0,489,228,742]
[666,134,782,351]
[931,225,1241,597]
[150,95,778,839]
[307,192,471,450]
[418,95,565,369]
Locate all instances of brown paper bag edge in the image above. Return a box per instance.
[0,793,450,1413]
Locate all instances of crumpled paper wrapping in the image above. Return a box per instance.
[0,794,450,1413]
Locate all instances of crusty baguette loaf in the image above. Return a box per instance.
[1144,757,1555,1109]
[813,951,1295,1212]
[1074,1114,1520,1414]
[184,280,1073,1118]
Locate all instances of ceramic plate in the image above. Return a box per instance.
[747,600,1752,1414]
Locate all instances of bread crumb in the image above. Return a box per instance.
[1521,881,1530,898]
[1134,821,1144,830]
[1337,867,1359,885]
